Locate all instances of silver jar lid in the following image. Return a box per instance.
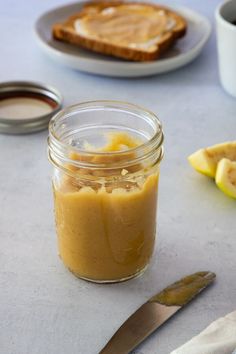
[0,81,63,134]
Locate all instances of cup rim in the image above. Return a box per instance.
[49,99,163,156]
[48,100,164,173]
[215,0,236,30]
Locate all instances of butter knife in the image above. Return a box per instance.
[99,271,216,354]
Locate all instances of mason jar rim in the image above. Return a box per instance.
[48,100,164,171]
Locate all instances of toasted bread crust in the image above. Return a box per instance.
[52,1,187,62]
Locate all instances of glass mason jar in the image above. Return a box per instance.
[48,101,164,283]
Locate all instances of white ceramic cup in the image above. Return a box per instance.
[216,0,236,97]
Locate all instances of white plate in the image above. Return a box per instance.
[35,2,211,78]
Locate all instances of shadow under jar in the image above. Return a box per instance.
[48,101,164,283]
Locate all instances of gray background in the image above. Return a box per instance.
[0,0,235,353]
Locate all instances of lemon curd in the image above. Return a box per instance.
[48,101,163,283]
[54,133,159,281]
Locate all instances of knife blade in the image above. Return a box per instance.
[99,271,216,354]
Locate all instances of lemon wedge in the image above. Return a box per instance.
[188,141,236,178]
[215,158,236,199]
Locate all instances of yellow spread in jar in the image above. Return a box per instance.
[53,133,159,282]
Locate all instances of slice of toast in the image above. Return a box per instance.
[52,1,187,62]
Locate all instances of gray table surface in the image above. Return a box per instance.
[1,0,236,353]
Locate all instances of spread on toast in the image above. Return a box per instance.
[53,1,187,61]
